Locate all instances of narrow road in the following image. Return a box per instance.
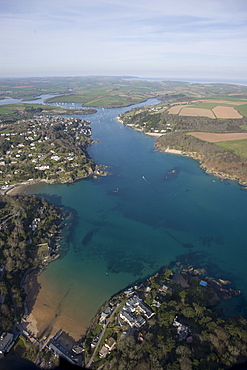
[0,212,19,227]
[86,301,123,368]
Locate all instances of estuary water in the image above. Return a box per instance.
[22,99,247,333]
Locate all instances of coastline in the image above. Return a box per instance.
[20,249,88,341]
[4,164,107,196]
[4,172,106,342]
[5,111,245,346]
[24,273,88,341]
[162,148,247,187]
[117,116,163,137]
[1,157,107,344]
[117,116,247,187]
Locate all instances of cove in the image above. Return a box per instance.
[24,99,247,332]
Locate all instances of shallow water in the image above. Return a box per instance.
[24,98,247,329]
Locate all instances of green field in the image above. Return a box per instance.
[0,103,95,120]
[45,89,150,108]
[189,102,218,109]
[199,95,247,102]
[235,104,247,117]
[182,100,247,118]
[1,76,247,112]
[217,139,247,158]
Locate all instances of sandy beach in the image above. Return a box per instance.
[5,180,94,342]
[117,117,164,138]
[145,132,164,137]
[7,182,89,342]
[125,122,164,137]
[24,273,88,341]
[5,184,29,196]
[164,148,183,155]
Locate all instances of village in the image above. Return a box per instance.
[82,268,202,367]
[0,238,245,369]
[0,266,194,367]
[0,115,96,192]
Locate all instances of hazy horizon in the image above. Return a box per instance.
[0,75,247,88]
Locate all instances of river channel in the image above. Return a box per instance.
[3,96,247,336]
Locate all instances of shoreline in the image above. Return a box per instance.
[4,164,107,196]
[117,117,163,138]
[117,116,247,187]
[4,171,108,341]
[2,163,107,342]
[4,180,48,196]
[163,148,247,187]
[20,249,88,341]
[6,114,246,345]
[24,273,88,341]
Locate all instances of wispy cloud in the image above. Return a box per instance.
[0,0,247,80]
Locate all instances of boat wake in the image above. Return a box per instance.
[142,175,155,187]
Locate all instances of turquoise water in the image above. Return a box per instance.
[24,99,247,324]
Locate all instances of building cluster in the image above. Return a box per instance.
[45,330,83,366]
[0,116,92,189]
[29,217,40,232]
[119,294,154,328]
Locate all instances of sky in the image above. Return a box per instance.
[1,0,247,82]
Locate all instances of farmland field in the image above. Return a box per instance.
[212,106,243,119]
[179,107,215,118]
[167,98,247,119]
[168,105,188,114]
[236,104,247,117]
[188,132,247,143]
[217,139,247,158]
[198,99,247,105]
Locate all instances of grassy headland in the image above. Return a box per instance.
[119,93,247,186]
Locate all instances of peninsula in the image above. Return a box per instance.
[0,115,105,194]
[119,94,247,186]
[82,263,246,369]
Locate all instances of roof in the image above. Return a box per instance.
[105,337,116,350]
[120,310,136,327]
[49,341,74,364]
[99,345,109,358]
[0,332,14,354]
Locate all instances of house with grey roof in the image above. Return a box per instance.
[49,340,74,364]
[99,306,111,323]
[0,332,14,355]
[120,294,154,328]
[120,310,137,327]
[126,295,154,319]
